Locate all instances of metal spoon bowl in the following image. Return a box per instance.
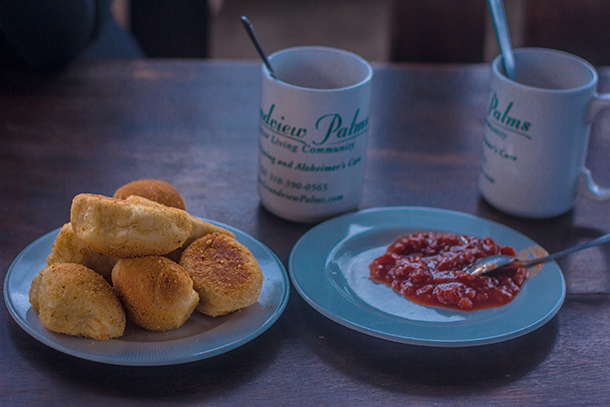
[468,232,610,276]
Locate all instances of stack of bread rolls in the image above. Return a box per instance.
[29,179,263,340]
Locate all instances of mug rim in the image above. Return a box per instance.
[492,47,598,93]
[263,46,373,92]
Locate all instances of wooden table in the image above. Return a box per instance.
[2,60,610,406]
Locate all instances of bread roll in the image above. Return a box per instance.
[112,256,199,331]
[70,193,192,258]
[179,233,263,317]
[113,179,186,210]
[29,263,125,340]
[125,195,235,262]
[46,223,117,282]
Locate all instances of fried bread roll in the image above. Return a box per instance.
[70,193,192,258]
[124,195,235,262]
[179,233,263,317]
[112,256,199,331]
[29,263,126,340]
[113,179,186,210]
[46,223,117,283]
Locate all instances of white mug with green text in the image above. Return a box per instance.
[258,46,373,223]
[480,48,610,218]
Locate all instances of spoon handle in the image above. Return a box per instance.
[487,0,516,80]
[525,232,610,266]
[240,16,276,78]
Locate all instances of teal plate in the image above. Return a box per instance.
[4,220,289,366]
[289,207,566,347]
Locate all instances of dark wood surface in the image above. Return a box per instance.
[2,60,610,405]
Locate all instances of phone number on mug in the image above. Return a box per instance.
[266,172,328,191]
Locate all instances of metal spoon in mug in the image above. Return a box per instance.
[240,16,276,79]
[487,0,516,80]
[468,232,610,276]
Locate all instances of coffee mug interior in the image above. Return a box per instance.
[495,48,596,90]
[268,46,372,90]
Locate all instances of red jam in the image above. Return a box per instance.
[369,232,528,310]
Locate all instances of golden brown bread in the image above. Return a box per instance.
[46,222,117,283]
[186,215,236,244]
[112,256,199,331]
[124,195,235,262]
[113,179,186,210]
[70,193,192,258]
[179,233,263,317]
[29,263,126,340]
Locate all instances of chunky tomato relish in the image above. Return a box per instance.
[369,232,528,310]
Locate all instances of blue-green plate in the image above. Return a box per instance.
[289,207,565,347]
[4,220,289,365]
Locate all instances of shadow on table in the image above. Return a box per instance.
[253,204,313,265]
[477,198,610,295]
[475,198,605,254]
[300,303,558,393]
[7,310,290,403]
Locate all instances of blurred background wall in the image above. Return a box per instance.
[110,0,610,65]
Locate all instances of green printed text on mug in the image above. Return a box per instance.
[258,165,343,205]
[486,92,532,139]
[483,133,517,162]
[482,91,531,172]
[260,104,368,151]
[259,145,363,173]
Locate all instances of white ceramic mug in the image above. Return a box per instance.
[479,48,610,218]
[258,46,373,223]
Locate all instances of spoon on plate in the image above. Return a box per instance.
[240,16,277,79]
[487,0,516,80]
[468,232,610,276]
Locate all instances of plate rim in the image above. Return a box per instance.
[4,219,290,366]
[288,206,566,347]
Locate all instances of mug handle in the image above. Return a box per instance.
[579,92,610,200]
